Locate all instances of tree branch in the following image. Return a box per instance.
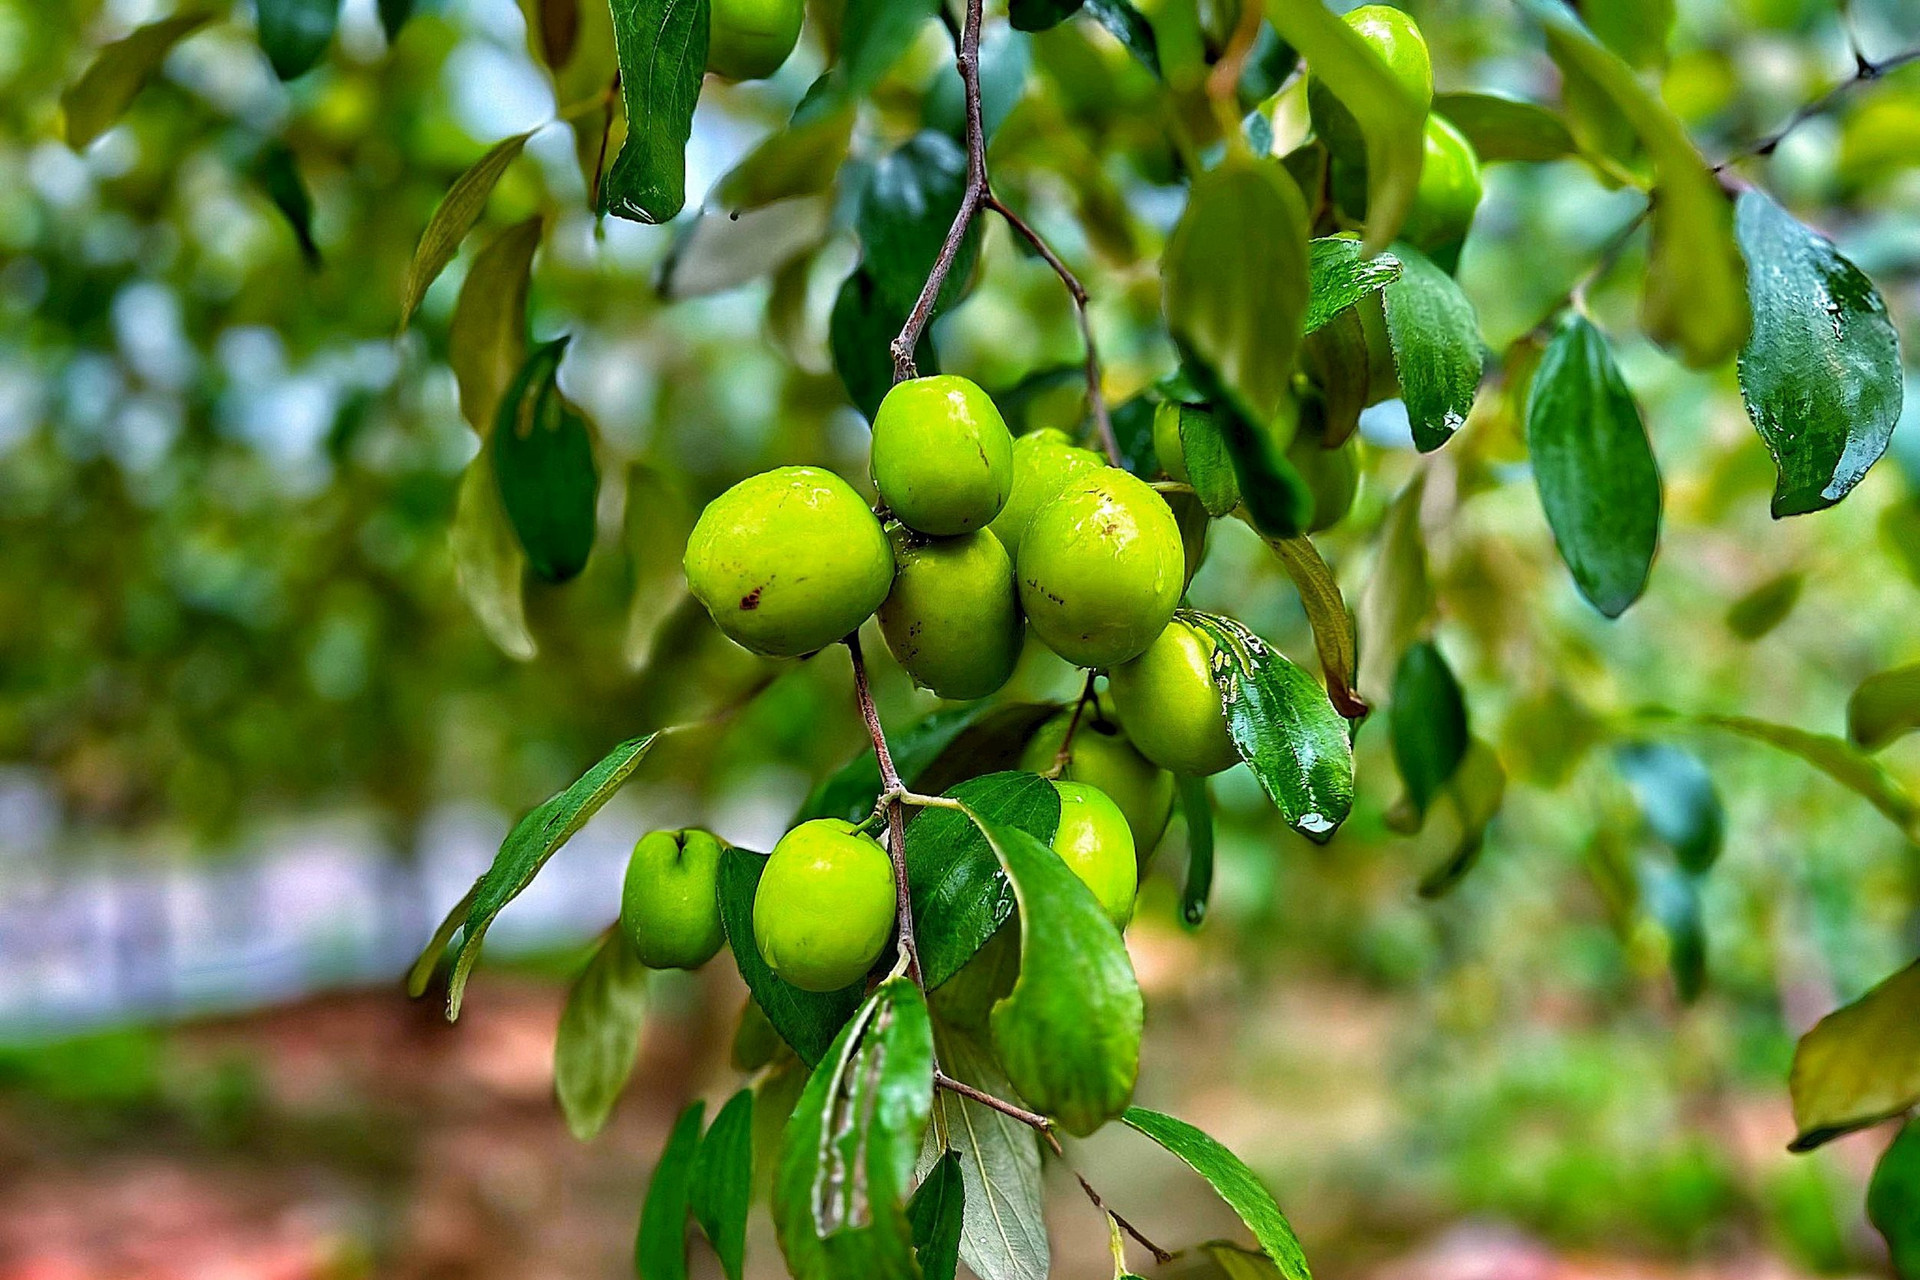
[1714,46,1920,171]
[846,632,919,985]
[935,1071,1053,1128]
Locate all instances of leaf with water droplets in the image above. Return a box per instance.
[1381,242,1483,453]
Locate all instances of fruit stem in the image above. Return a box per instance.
[845,631,921,985]
[1050,671,1101,776]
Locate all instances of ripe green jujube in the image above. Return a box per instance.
[1402,115,1484,263]
[1287,433,1360,533]
[707,0,805,81]
[870,375,1014,536]
[620,828,728,969]
[1051,781,1138,928]
[1020,707,1175,862]
[988,428,1103,561]
[1019,468,1184,669]
[1108,621,1241,776]
[1153,401,1191,484]
[683,466,893,658]
[1308,4,1434,166]
[877,525,1023,701]
[752,818,896,992]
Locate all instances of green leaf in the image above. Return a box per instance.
[1010,0,1083,32]
[1177,775,1214,928]
[1515,0,1748,367]
[1788,960,1920,1151]
[831,266,936,420]
[908,771,1063,990]
[492,337,600,583]
[602,0,710,224]
[399,130,532,327]
[450,216,542,436]
[713,109,857,214]
[923,1026,1049,1280]
[1848,665,1920,753]
[1110,392,1162,480]
[407,884,477,999]
[835,0,942,106]
[907,1151,965,1280]
[657,196,833,301]
[1355,473,1432,703]
[1724,571,1801,640]
[1431,92,1576,164]
[1163,155,1310,427]
[1262,534,1366,719]
[773,978,936,1280]
[1693,714,1920,841]
[1184,610,1355,842]
[449,450,539,661]
[378,0,420,42]
[858,131,982,316]
[690,1090,754,1280]
[252,143,320,267]
[1869,1120,1920,1279]
[1382,243,1483,452]
[1640,859,1706,1003]
[637,1102,705,1280]
[1526,315,1661,618]
[1084,0,1160,77]
[1264,0,1425,255]
[554,929,650,1141]
[1614,741,1723,874]
[1300,307,1369,447]
[1415,738,1506,898]
[1304,238,1402,334]
[257,0,339,79]
[800,705,986,825]
[62,12,214,150]
[1390,641,1468,823]
[1206,1242,1289,1280]
[717,846,866,1064]
[1734,190,1903,517]
[433,733,660,1018]
[1580,0,1673,69]
[1121,1107,1310,1279]
[976,817,1142,1137]
[1173,403,1241,517]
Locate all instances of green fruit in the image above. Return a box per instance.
[1308,5,1433,178]
[1051,781,1138,927]
[620,829,728,969]
[1402,115,1484,262]
[870,375,1014,536]
[1153,400,1189,483]
[988,428,1104,561]
[707,0,804,81]
[1018,468,1184,669]
[1287,434,1360,533]
[752,818,896,992]
[1107,621,1241,776]
[1020,707,1175,862]
[684,466,893,658]
[877,525,1023,701]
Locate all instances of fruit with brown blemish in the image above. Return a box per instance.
[877,524,1024,700]
[1017,467,1184,668]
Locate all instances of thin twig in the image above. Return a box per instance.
[846,632,919,984]
[1049,671,1099,776]
[1714,47,1920,171]
[935,1071,1055,1129]
[1075,1172,1175,1265]
[1527,202,1649,338]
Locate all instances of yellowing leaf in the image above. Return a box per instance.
[62,12,213,150]
[1790,961,1920,1150]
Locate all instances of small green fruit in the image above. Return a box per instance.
[1021,707,1175,862]
[871,375,1014,536]
[621,829,728,969]
[1019,468,1184,669]
[707,0,804,81]
[1107,621,1241,776]
[878,526,1023,701]
[752,818,895,992]
[1402,115,1484,263]
[1309,4,1433,206]
[1051,781,1138,927]
[1286,433,1360,533]
[988,428,1103,561]
[1154,401,1190,484]
[684,466,893,658]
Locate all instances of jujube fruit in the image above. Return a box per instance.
[752,818,896,992]
[707,0,805,81]
[1021,706,1175,862]
[1287,433,1360,533]
[870,375,1014,536]
[683,466,893,658]
[620,828,728,969]
[877,525,1023,701]
[1107,621,1241,776]
[1308,4,1434,167]
[1018,468,1184,669]
[1401,114,1484,265]
[988,428,1103,560]
[1050,780,1138,927]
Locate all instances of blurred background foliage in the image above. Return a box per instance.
[3,0,1920,1275]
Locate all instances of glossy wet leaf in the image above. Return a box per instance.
[1121,1107,1310,1279]
[399,131,532,327]
[253,144,319,267]
[773,978,935,1280]
[1164,156,1310,426]
[859,131,982,316]
[637,1101,705,1280]
[1185,610,1354,842]
[1171,402,1240,517]
[1382,243,1483,452]
[1391,641,1468,823]
[258,0,339,80]
[553,929,650,1140]
[922,1025,1047,1280]
[718,847,865,1065]
[1614,741,1723,874]
[1432,92,1576,163]
[602,0,709,224]
[1304,238,1402,333]
[690,1090,754,1280]
[1527,316,1661,618]
[1869,1120,1920,1279]
[1734,190,1903,517]
[63,12,213,150]
[419,732,658,1018]
[976,816,1142,1137]
[450,217,542,435]
[492,338,599,583]
[831,266,937,420]
[907,771,1062,990]
[1262,533,1365,718]
[1789,960,1920,1150]
[1085,0,1160,76]
[1177,775,1214,928]
[906,1150,964,1280]
[1848,665,1920,753]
